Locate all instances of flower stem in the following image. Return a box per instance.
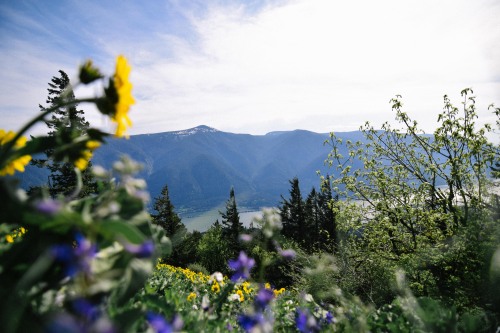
[0,97,99,166]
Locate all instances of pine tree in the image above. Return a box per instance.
[152,184,186,237]
[317,177,338,253]
[32,70,96,197]
[279,177,306,244]
[152,184,187,265]
[304,187,320,252]
[220,187,243,256]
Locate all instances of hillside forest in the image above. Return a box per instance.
[1,59,500,332]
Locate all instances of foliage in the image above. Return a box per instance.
[152,184,185,237]
[220,187,244,257]
[196,222,232,274]
[324,89,500,310]
[280,177,338,253]
[280,177,306,243]
[152,184,187,265]
[0,57,169,332]
[31,70,97,198]
[2,54,499,332]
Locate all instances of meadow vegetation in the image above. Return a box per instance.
[0,58,499,332]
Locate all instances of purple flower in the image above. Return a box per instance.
[36,198,62,215]
[46,313,81,333]
[73,299,99,322]
[146,312,172,333]
[51,233,96,277]
[325,311,335,324]
[279,249,296,260]
[124,240,155,258]
[296,308,319,333]
[239,234,253,242]
[146,312,183,333]
[254,287,274,311]
[238,313,264,332]
[47,300,116,333]
[228,251,255,282]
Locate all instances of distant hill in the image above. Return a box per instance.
[19,126,364,216]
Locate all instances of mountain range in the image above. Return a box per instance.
[17,125,365,217]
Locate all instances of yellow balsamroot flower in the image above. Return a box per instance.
[74,140,101,171]
[4,227,27,243]
[211,282,221,293]
[187,292,197,302]
[112,55,135,138]
[242,281,253,294]
[0,130,32,176]
[274,287,286,297]
[236,289,244,302]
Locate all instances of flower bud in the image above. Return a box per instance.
[78,60,103,84]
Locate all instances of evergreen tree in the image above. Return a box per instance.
[220,187,243,256]
[197,222,232,274]
[304,187,320,252]
[317,177,338,253]
[279,177,306,244]
[152,184,186,237]
[32,70,96,197]
[152,184,187,265]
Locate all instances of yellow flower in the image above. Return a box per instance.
[0,130,32,176]
[265,283,271,289]
[274,288,286,297]
[236,289,244,302]
[112,55,135,138]
[242,281,253,294]
[74,140,101,171]
[187,292,197,302]
[211,282,220,293]
[6,235,14,243]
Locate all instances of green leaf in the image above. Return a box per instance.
[17,135,57,157]
[100,220,145,244]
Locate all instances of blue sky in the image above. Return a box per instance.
[1,0,499,137]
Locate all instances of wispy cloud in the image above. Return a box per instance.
[1,0,499,137]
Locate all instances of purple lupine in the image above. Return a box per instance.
[46,313,81,333]
[146,312,172,333]
[124,240,155,258]
[146,312,183,333]
[237,285,275,332]
[279,249,297,260]
[73,299,99,322]
[239,234,253,243]
[296,308,319,333]
[51,233,96,277]
[36,198,62,215]
[228,251,255,282]
[325,311,335,325]
[47,300,116,333]
[254,287,274,311]
[237,313,264,332]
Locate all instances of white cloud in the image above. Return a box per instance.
[131,0,500,135]
[0,0,499,137]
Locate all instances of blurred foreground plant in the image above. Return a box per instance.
[0,56,169,333]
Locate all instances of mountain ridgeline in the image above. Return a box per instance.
[20,125,366,216]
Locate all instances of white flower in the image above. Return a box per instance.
[209,272,224,284]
